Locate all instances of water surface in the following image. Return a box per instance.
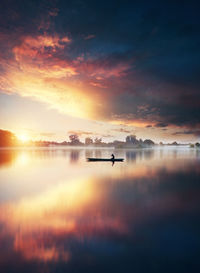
[0,147,200,273]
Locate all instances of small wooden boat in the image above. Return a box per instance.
[87,158,124,162]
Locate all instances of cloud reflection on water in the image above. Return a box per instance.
[0,147,199,272]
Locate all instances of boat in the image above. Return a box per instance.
[87,158,124,162]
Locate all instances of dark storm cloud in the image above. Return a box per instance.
[0,0,200,132]
[155,123,168,128]
[172,130,200,137]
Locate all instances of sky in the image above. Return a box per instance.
[0,0,200,143]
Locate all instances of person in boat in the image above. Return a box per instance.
[111,154,115,160]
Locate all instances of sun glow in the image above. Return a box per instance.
[17,134,29,143]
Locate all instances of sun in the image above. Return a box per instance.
[17,134,29,143]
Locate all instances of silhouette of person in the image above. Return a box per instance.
[111,154,115,160]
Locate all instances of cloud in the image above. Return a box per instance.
[48,8,59,17]
[39,132,56,137]
[102,134,114,138]
[67,130,113,138]
[0,0,200,137]
[89,81,107,88]
[112,127,133,134]
[172,130,200,137]
[84,34,95,40]
[0,30,133,122]
[68,130,93,136]
[12,35,75,78]
[155,122,168,128]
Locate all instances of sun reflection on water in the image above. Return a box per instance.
[0,176,100,261]
[0,147,199,270]
[15,152,30,166]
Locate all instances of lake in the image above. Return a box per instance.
[0,147,200,273]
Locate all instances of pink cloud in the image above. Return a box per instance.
[84,34,96,40]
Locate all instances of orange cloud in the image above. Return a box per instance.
[0,35,97,118]
[0,33,133,123]
[89,81,107,88]
[76,59,130,78]
[110,119,155,128]
[13,35,76,78]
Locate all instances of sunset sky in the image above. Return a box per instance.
[0,0,200,143]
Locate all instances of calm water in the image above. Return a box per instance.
[0,147,200,273]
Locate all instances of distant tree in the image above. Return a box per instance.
[60,141,68,146]
[85,137,93,145]
[172,141,178,145]
[69,134,80,145]
[113,140,125,148]
[94,137,102,145]
[143,139,155,146]
[126,135,138,145]
[139,138,143,144]
[195,142,200,147]
[0,129,17,147]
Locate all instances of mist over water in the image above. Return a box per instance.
[0,147,200,273]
